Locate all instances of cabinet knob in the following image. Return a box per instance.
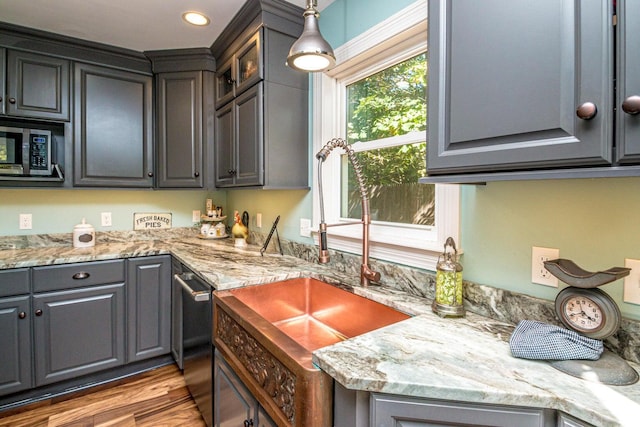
[243,420,254,427]
[227,169,236,176]
[35,309,43,316]
[148,172,154,177]
[622,95,640,115]
[8,97,16,104]
[18,311,26,319]
[194,171,200,177]
[576,102,597,120]
[0,96,3,103]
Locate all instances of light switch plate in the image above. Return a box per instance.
[623,258,640,305]
[192,210,201,222]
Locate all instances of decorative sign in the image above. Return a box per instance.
[133,213,172,230]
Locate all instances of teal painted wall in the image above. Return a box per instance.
[0,189,218,235]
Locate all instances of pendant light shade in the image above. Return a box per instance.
[286,0,335,72]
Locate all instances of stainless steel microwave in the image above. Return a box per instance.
[0,126,52,176]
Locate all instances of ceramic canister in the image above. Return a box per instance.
[73,218,95,248]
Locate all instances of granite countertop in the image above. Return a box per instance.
[1,229,639,426]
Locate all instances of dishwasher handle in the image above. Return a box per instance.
[174,273,211,302]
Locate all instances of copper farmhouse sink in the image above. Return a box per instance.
[213,277,409,427]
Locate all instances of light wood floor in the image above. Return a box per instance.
[0,364,207,427]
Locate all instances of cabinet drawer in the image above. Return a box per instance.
[33,260,125,292]
[0,268,30,297]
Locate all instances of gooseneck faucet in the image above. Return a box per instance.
[316,138,381,287]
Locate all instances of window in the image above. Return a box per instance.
[312,0,459,271]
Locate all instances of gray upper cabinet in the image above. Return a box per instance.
[215,82,264,187]
[147,48,216,189]
[156,71,206,188]
[616,0,640,164]
[2,49,70,121]
[215,31,263,109]
[425,0,615,177]
[73,62,154,187]
[212,0,309,189]
[0,269,32,397]
[126,256,171,362]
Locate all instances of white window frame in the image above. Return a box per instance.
[311,0,460,271]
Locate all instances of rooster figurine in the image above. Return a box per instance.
[231,210,249,245]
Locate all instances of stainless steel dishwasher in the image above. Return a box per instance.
[172,264,213,427]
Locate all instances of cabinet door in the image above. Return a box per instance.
[126,256,171,362]
[33,283,125,386]
[0,295,32,397]
[74,63,153,187]
[235,31,263,96]
[215,58,235,109]
[215,101,235,187]
[427,0,612,175]
[0,48,5,115]
[371,394,553,427]
[616,0,640,163]
[6,50,70,121]
[235,83,263,186]
[157,71,204,188]
[214,350,257,427]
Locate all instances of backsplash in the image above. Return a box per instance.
[251,230,640,365]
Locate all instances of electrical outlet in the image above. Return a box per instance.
[19,213,32,230]
[300,218,311,237]
[531,246,560,287]
[623,258,640,305]
[256,213,262,228]
[101,212,112,227]
[192,210,201,222]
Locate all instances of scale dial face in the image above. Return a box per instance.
[555,287,621,340]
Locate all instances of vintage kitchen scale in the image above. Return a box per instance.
[543,259,639,385]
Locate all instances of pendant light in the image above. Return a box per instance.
[286,0,336,72]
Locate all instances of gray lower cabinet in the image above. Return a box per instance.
[32,260,126,386]
[3,49,70,121]
[335,384,556,427]
[557,412,594,427]
[73,62,154,187]
[214,349,276,427]
[126,255,171,362]
[426,0,614,176]
[370,394,554,427]
[0,268,32,397]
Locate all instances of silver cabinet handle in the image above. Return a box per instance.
[174,273,210,302]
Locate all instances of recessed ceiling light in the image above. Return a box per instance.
[182,11,210,26]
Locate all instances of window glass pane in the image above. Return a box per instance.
[341,143,435,226]
[342,53,433,226]
[346,53,426,144]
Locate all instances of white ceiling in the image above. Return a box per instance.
[0,0,333,52]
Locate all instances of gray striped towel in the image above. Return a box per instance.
[509,320,603,361]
